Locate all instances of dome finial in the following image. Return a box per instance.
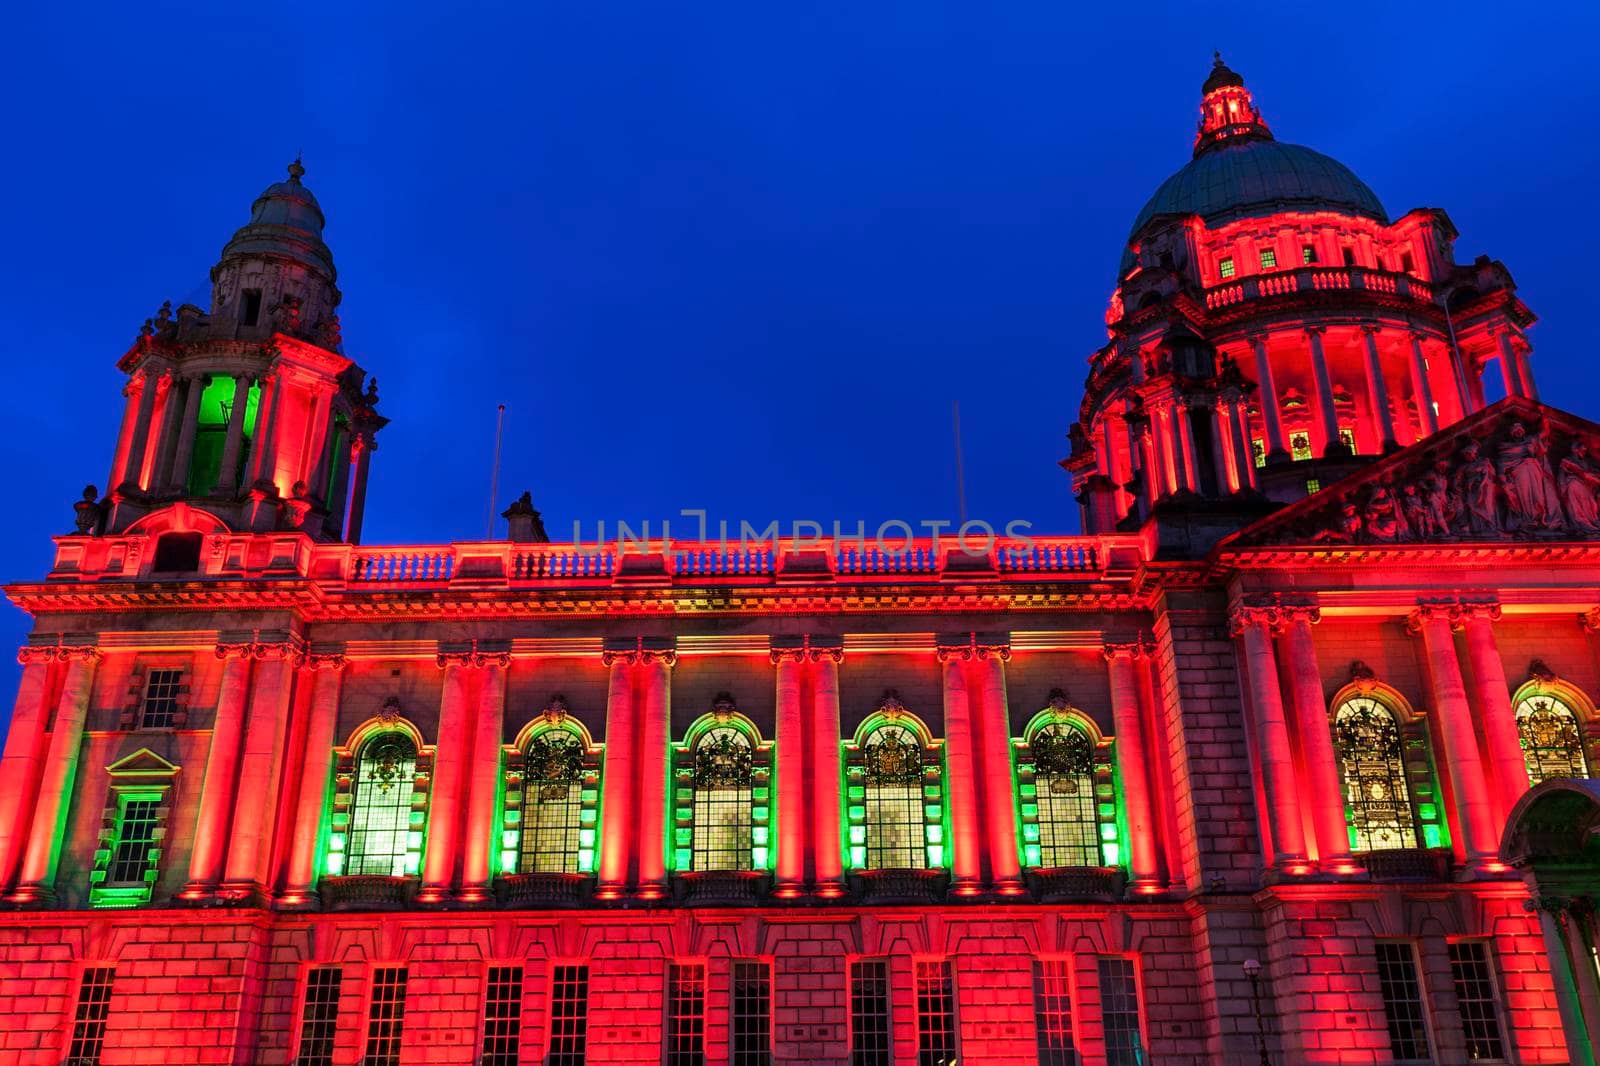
[287,155,305,184]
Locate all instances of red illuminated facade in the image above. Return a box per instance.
[1,58,1596,1064]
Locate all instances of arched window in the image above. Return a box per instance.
[690,725,755,871]
[346,733,420,877]
[1332,695,1418,852]
[519,729,588,873]
[1516,688,1590,783]
[862,722,929,870]
[1026,720,1106,868]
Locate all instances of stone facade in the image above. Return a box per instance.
[0,58,1593,1066]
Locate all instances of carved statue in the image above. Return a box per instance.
[73,485,102,536]
[1558,439,1600,533]
[1454,440,1500,534]
[1419,460,1457,535]
[1498,421,1564,531]
[1313,500,1363,543]
[1364,484,1405,542]
[1400,484,1440,540]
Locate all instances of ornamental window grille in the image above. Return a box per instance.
[480,965,524,1066]
[730,961,772,1066]
[915,960,958,1066]
[849,959,892,1066]
[347,735,420,877]
[1376,943,1432,1063]
[861,723,931,869]
[1516,691,1589,783]
[294,966,342,1066]
[66,967,115,1065]
[1033,959,1078,1066]
[1448,941,1506,1061]
[1332,696,1419,852]
[137,669,184,729]
[547,965,589,1066]
[691,727,754,871]
[665,962,707,1066]
[1096,957,1145,1066]
[1021,720,1108,869]
[363,966,408,1066]
[518,730,588,873]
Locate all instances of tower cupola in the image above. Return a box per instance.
[1194,52,1272,156]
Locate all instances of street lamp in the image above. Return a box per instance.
[1243,958,1270,1065]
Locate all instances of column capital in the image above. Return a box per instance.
[769,635,843,665]
[216,639,294,662]
[1304,325,1327,340]
[1407,598,1500,632]
[1581,607,1600,634]
[1228,596,1318,636]
[601,637,676,668]
[1103,638,1153,661]
[1360,322,1381,336]
[18,642,100,665]
[935,633,1011,663]
[304,652,347,672]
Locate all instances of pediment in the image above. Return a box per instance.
[1222,397,1600,550]
[106,747,180,779]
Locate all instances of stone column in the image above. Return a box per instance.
[106,377,142,495]
[345,435,374,543]
[1250,335,1289,461]
[634,651,673,898]
[809,646,845,895]
[1497,330,1536,401]
[279,654,345,906]
[0,651,54,891]
[459,653,509,903]
[1135,419,1159,506]
[1105,643,1161,887]
[1407,334,1439,436]
[1360,325,1398,452]
[1532,900,1600,1066]
[180,644,254,899]
[1175,402,1202,493]
[772,648,807,897]
[596,651,637,898]
[164,374,206,493]
[215,373,254,495]
[1229,400,1258,489]
[117,367,164,490]
[149,374,188,493]
[1457,605,1529,823]
[420,651,477,903]
[1209,404,1235,493]
[221,644,296,897]
[1278,608,1354,872]
[974,643,1022,892]
[1305,328,1342,456]
[937,651,984,894]
[1229,608,1308,870]
[1409,605,1499,865]
[305,385,339,499]
[245,370,283,490]
[9,646,99,903]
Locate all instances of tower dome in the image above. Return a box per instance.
[1120,56,1387,276]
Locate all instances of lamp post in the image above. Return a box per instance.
[1243,958,1270,1065]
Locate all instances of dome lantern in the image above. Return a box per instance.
[1194,53,1272,157]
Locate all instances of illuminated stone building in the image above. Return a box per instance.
[1,57,1597,1064]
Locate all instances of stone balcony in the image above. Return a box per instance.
[1202,264,1435,313]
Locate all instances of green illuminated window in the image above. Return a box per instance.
[186,375,261,495]
[1259,248,1276,270]
[1302,245,1317,265]
[346,734,421,877]
[1289,431,1314,462]
[1332,695,1419,852]
[844,701,945,872]
[670,704,772,872]
[1218,256,1235,279]
[508,719,602,875]
[1016,701,1121,870]
[89,749,178,908]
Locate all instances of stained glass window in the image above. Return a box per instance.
[1332,696,1418,852]
[520,730,586,873]
[347,734,419,877]
[691,726,754,871]
[862,724,928,870]
[1516,691,1589,783]
[1029,722,1101,868]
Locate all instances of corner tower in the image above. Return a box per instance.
[1068,56,1537,545]
[96,161,385,542]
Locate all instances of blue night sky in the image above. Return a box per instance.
[2,2,1599,709]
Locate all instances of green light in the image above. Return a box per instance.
[578,848,594,870]
[1019,782,1037,798]
[924,804,941,820]
[1100,823,1117,841]
[1422,825,1443,849]
[1417,803,1438,821]
[849,826,866,844]
[848,805,865,820]
[1102,842,1120,866]
[752,827,769,846]
[752,846,769,868]
[578,828,596,847]
[327,836,344,852]
[326,852,344,875]
[675,847,693,869]
[850,845,866,868]
[500,850,517,874]
[403,853,420,875]
[926,825,943,844]
[752,806,769,821]
[675,828,693,846]
[1021,802,1038,818]
[847,785,865,800]
[1022,824,1039,843]
[1024,843,1041,866]
[927,845,945,867]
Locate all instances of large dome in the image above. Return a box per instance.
[1120,138,1387,275]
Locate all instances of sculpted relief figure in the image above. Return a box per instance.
[1364,483,1406,542]
[1401,483,1443,539]
[1420,460,1457,534]
[1498,421,1564,531]
[1558,439,1600,533]
[1454,440,1500,535]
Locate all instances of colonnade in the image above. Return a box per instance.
[0,632,1170,907]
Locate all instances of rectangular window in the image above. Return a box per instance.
[666,962,707,1066]
[850,959,892,1066]
[1448,942,1505,1061]
[1259,248,1277,269]
[915,960,957,1066]
[1033,959,1077,1066]
[547,964,589,1066]
[1342,246,1357,267]
[1251,438,1266,469]
[1097,957,1144,1066]
[107,796,161,884]
[1289,431,1314,462]
[67,967,116,1065]
[1402,251,1416,274]
[241,288,263,327]
[1339,426,1357,453]
[731,960,772,1066]
[1302,244,1317,264]
[295,966,342,1066]
[138,669,183,729]
[1306,478,1322,494]
[481,965,524,1066]
[1376,943,1432,1062]
[1218,256,1236,279]
[364,966,408,1066]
